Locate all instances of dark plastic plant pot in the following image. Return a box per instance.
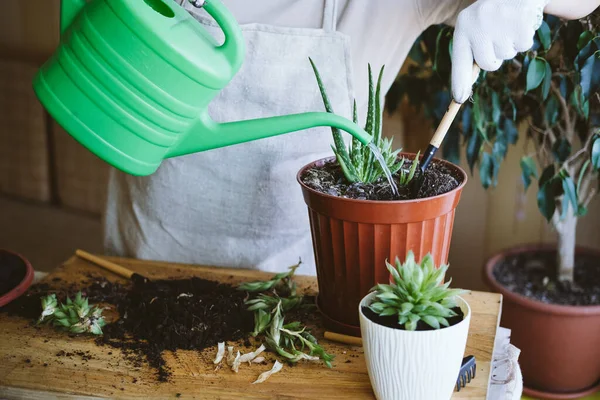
[0,249,35,308]
[483,244,600,399]
[297,153,467,336]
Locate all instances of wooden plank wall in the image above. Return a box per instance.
[0,1,60,63]
[1,2,598,290]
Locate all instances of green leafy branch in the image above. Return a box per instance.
[387,14,600,282]
[38,292,106,335]
[238,260,300,297]
[238,263,334,368]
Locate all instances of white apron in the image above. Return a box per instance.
[102,0,355,276]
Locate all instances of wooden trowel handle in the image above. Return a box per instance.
[420,64,481,172]
[75,249,135,280]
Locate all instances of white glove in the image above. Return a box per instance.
[451,0,550,103]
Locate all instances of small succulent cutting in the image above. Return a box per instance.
[370,251,468,331]
[238,260,334,368]
[38,292,106,335]
[310,58,417,185]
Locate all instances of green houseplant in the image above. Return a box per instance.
[296,58,468,336]
[389,13,600,398]
[359,251,471,400]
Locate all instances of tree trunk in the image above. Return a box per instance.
[552,206,577,283]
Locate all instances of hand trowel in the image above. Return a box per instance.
[411,64,481,195]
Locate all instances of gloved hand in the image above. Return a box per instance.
[451,0,550,103]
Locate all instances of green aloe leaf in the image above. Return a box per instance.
[309,58,354,179]
[422,315,440,329]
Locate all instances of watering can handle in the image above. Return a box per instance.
[194,0,245,72]
[60,0,87,34]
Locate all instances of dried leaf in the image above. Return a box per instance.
[252,361,283,384]
[226,346,235,366]
[238,344,266,364]
[213,342,225,364]
[231,351,242,373]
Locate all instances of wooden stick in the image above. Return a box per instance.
[419,64,481,172]
[324,331,363,346]
[430,63,481,147]
[75,249,135,280]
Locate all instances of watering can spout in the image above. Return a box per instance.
[60,0,87,34]
[167,112,374,158]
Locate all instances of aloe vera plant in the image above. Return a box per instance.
[38,292,106,335]
[369,251,468,331]
[310,58,417,185]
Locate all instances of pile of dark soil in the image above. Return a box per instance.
[1,275,254,381]
[300,159,461,201]
[94,276,253,381]
[361,306,464,331]
[0,251,27,296]
[493,252,600,306]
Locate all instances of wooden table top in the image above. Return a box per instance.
[0,254,502,399]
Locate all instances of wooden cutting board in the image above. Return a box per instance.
[0,254,502,399]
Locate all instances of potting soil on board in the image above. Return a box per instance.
[1,275,255,381]
[494,252,600,306]
[301,159,461,201]
[0,251,27,296]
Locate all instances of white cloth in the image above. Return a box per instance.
[451,0,550,103]
[102,0,471,275]
[489,327,524,400]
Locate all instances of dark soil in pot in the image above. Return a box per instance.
[0,251,27,296]
[361,306,464,331]
[493,251,600,306]
[300,158,461,201]
[1,275,255,382]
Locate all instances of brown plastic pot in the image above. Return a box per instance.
[484,244,600,399]
[0,249,35,308]
[297,153,467,336]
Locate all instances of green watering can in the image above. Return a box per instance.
[32,0,373,176]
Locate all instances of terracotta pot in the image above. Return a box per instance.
[483,244,600,399]
[297,153,467,336]
[359,292,471,400]
[0,249,35,307]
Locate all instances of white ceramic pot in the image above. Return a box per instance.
[359,292,471,400]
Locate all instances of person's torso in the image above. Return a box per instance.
[179,0,449,120]
[103,0,465,274]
